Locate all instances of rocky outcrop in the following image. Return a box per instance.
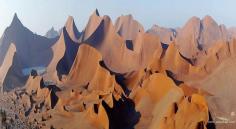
[45,27,59,39]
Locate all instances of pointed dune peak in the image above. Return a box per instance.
[56,27,80,79]
[175,16,201,58]
[65,16,74,26]
[81,10,103,41]
[44,29,66,82]
[46,26,79,82]
[64,16,80,42]
[200,15,223,48]
[56,26,77,48]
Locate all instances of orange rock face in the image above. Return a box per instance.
[5,10,236,129]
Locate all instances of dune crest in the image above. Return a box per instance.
[65,16,81,42]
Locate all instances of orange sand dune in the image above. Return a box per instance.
[175,16,227,58]
[46,17,80,83]
[3,12,236,129]
[81,11,162,73]
[114,14,144,40]
[129,73,209,129]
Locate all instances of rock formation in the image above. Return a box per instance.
[45,27,59,39]
[0,14,57,90]
[2,11,236,129]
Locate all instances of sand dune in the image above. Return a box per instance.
[182,39,236,129]
[114,14,144,40]
[11,44,209,129]
[17,44,123,129]
[64,16,81,42]
[175,16,228,58]
[45,16,81,83]
[1,11,236,129]
[188,57,236,129]
[81,11,162,73]
[46,26,79,83]
[81,9,102,42]
[129,73,208,129]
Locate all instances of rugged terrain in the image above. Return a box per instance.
[0,10,236,129]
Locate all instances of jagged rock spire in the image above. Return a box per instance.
[45,27,59,39]
[50,27,55,31]
[10,13,23,27]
